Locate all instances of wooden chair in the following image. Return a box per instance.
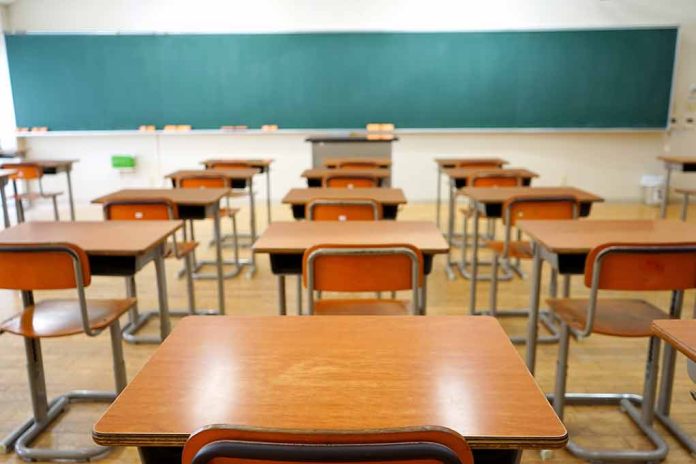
[303,243,424,316]
[306,198,382,221]
[323,174,379,188]
[546,243,696,462]
[0,243,134,461]
[486,195,578,343]
[182,425,473,464]
[103,199,203,343]
[7,163,63,222]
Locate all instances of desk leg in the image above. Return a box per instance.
[65,169,76,221]
[680,193,689,221]
[421,276,428,315]
[297,276,302,315]
[468,207,480,315]
[154,246,171,340]
[656,290,684,415]
[445,179,456,280]
[214,208,226,315]
[266,167,272,224]
[436,166,441,230]
[249,178,257,241]
[277,275,286,315]
[660,164,672,219]
[525,243,543,374]
[1,181,9,228]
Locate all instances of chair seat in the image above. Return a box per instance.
[313,299,411,316]
[547,298,669,337]
[0,298,137,338]
[14,191,63,201]
[486,240,533,259]
[220,207,240,217]
[165,241,198,258]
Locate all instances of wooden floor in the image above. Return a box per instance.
[0,200,695,463]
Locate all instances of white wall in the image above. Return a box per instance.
[0,5,16,150]
[4,0,696,203]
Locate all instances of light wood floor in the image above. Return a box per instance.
[0,200,695,463]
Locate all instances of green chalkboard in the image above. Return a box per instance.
[5,28,677,130]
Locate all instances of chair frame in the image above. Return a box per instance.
[0,244,127,462]
[550,244,696,462]
[11,163,61,222]
[305,246,423,316]
[306,199,382,221]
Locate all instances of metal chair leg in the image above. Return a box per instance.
[51,196,59,221]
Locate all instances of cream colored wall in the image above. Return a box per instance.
[4,0,696,202]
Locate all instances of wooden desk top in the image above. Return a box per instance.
[435,158,508,167]
[93,316,567,449]
[92,188,233,207]
[201,159,273,168]
[283,188,406,205]
[457,186,603,204]
[301,168,391,179]
[165,168,260,181]
[517,219,696,254]
[0,221,181,257]
[322,157,392,168]
[658,155,696,165]
[675,187,696,195]
[443,167,538,180]
[2,159,78,169]
[253,221,448,254]
[652,320,696,362]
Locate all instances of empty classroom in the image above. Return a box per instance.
[0,1,695,464]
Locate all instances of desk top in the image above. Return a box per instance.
[0,221,181,257]
[658,155,696,165]
[457,186,603,204]
[2,159,78,169]
[92,188,233,207]
[93,316,567,449]
[165,168,260,181]
[675,187,696,195]
[201,159,273,168]
[322,157,392,168]
[254,221,448,254]
[652,320,696,362]
[443,167,538,180]
[435,158,508,167]
[517,219,696,254]
[283,188,406,205]
[301,168,391,179]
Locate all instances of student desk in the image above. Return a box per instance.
[283,188,407,220]
[675,187,696,221]
[434,158,508,230]
[657,156,696,218]
[201,158,273,224]
[457,187,603,314]
[0,220,180,342]
[0,169,15,227]
[301,168,391,187]
[1,159,78,221]
[92,188,232,315]
[322,156,392,169]
[92,316,568,464]
[253,221,448,315]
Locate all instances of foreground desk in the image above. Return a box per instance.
[283,187,407,220]
[301,168,391,187]
[201,158,273,224]
[92,188,231,314]
[1,159,79,221]
[0,220,180,342]
[93,316,568,464]
[657,156,696,218]
[253,221,448,314]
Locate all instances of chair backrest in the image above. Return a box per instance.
[182,425,473,464]
[209,162,250,170]
[7,163,43,181]
[323,175,378,189]
[306,199,382,221]
[469,173,522,188]
[103,198,178,221]
[178,175,227,189]
[338,161,383,169]
[0,243,90,290]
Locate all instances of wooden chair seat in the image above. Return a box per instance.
[14,191,63,201]
[547,298,669,337]
[314,298,410,315]
[486,240,533,259]
[164,241,198,259]
[0,298,137,338]
[220,207,240,217]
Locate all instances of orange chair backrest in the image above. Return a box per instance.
[502,195,578,226]
[338,161,382,169]
[209,162,250,170]
[469,174,521,188]
[324,175,378,188]
[307,199,382,221]
[103,199,178,221]
[179,176,227,189]
[182,425,474,464]
[303,243,423,292]
[0,243,90,290]
[8,163,43,181]
[585,242,696,291]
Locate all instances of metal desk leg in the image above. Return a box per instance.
[213,208,226,315]
[65,169,76,221]
[525,243,543,374]
[657,290,684,415]
[154,246,171,341]
[681,192,689,221]
[1,181,9,228]
[421,276,428,315]
[297,275,303,315]
[277,275,286,315]
[660,164,672,218]
[468,207,480,315]
[445,179,456,280]
[266,167,272,224]
[249,177,257,242]
[436,166,442,230]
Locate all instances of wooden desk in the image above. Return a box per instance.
[253,221,448,314]
[322,156,392,169]
[283,188,407,220]
[0,169,15,228]
[92,188,231,314]
[93,316,567,464]
[657,156,696,218]
[301,168,391,187]
[675,187,696,221]
[201,159,274,224]
[0,220,181,341]
[457,187,603,314]
[1,159,79,221]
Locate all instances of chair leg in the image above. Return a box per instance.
[51,196,59,221]
[185,253,196,315]
[110,320,128,393]
[553,322,570,420]
[489,252,499,317]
